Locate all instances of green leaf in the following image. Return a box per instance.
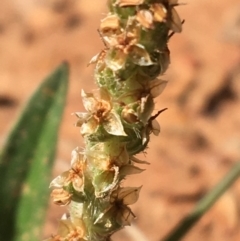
[162,161,240,241]
[0,63,69,241]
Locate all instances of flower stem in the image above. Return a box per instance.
[46,1,183,240]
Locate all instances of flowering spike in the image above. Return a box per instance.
[46,0,182,240]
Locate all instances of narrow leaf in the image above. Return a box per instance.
[162,161,240,241]
[0,63,69,241]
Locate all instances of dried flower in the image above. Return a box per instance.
[45,218,86,241]
[50,149,85,193]
[94,186,142,227]
[75,89,126,136]
[151,2,182,32]
[109,186,142,226]
[99,16,154,71]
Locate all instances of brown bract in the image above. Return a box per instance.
[44,218,86,241]
[51,189,72,206]
[136,10,154,29]
[110,186,142,225]
[115,0,144,7]
[150,2,182,32]
[100,14,120,34]
[151,3,168,22]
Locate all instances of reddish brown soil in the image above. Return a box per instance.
[1,1,240,241]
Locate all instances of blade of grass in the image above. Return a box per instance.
[162,161,240,241]
[0,63,69,241]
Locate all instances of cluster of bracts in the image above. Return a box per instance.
[46,0,182,240]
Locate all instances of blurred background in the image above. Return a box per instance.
[1,0,240,240]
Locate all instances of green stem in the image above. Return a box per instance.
[162,161,240,241]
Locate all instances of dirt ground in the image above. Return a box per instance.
[1,0,240,241]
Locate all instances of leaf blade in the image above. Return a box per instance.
[0,63,69,241]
